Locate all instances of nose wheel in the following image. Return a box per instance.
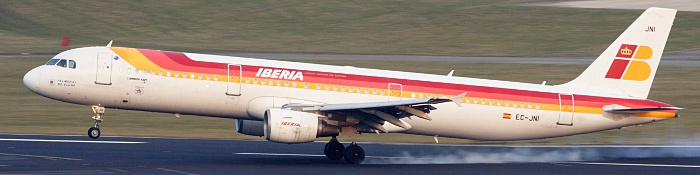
[88,105,105,139]
[88,127,100,139]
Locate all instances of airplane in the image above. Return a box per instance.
[23,7,680,164]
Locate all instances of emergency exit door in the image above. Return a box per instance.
[226,64,242,96]
[557,94,574,126]
[388,83,402,101]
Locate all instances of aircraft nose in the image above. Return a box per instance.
[23,67,42,93]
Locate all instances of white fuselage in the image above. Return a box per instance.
[23,47,676,141]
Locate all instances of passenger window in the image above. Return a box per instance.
[159,71,163,76]
[304,83,309,88]
[128,68,132,73]
[536,104,541,109]
[190,73,195,79]
[207,75,212,80]
[466,98,470,103]
[214,75,219,80]
[136,69,140,74]
[56,59,67,67]
[45,59,60,65]
[143,69,147,74]
[284,81,289,87]
[167,72,171,77]
[175,72,180,77]
[182,72,187,78]
[198,74,203,79]
[68,60,76,69]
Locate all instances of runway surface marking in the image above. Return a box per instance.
[0,152,82,161]
[0,138,146,144]
[235,152,406,159]
[155,168,199,175]
[0,170,109,174]
[561,162,700,168]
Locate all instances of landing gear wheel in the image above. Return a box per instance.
[88,127,100,139]
[344,144,365,164]
[324,139,345,160]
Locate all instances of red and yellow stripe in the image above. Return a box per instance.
[109,47,677,119]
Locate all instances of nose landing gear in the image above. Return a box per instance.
[88,105,105,139]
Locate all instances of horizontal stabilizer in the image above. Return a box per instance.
[603,104,682,114]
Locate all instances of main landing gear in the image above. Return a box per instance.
[323,136,366,164]
[88,105,105,139]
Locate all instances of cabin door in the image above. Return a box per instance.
[557,94,575,126]
[95,54,113,85]
[226,64,242,96]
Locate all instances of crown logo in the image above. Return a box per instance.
[620,47,633,55]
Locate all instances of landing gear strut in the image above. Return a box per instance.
[88,105,104,139]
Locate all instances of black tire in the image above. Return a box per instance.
[344,145,365,164]
[88,127,100,139]
[324,140,345,160]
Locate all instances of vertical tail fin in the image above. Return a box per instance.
[558,7,677,99]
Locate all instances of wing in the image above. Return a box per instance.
[283,93,466,133]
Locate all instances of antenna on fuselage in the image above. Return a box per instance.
[106,40,113,47]
[447,70,454,77]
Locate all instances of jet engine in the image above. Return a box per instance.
[236,108,339,144]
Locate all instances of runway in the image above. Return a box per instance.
[1,134,699,174]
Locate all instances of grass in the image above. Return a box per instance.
[2,56,698,145]
[1,1,700,56]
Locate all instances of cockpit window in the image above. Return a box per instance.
[45,59,60,65]
[68,60,76,69]
[56,59,67,68]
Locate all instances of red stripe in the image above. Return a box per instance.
[133,49,672,109]
[605,59,629,79]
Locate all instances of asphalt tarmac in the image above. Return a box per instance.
[1,134,699,174]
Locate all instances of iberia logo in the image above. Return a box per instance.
[604,44,653,81]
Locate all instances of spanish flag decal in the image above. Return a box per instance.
[503,113,511,119]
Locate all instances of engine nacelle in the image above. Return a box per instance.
[264,108,339,144]
[236,119,265,136]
